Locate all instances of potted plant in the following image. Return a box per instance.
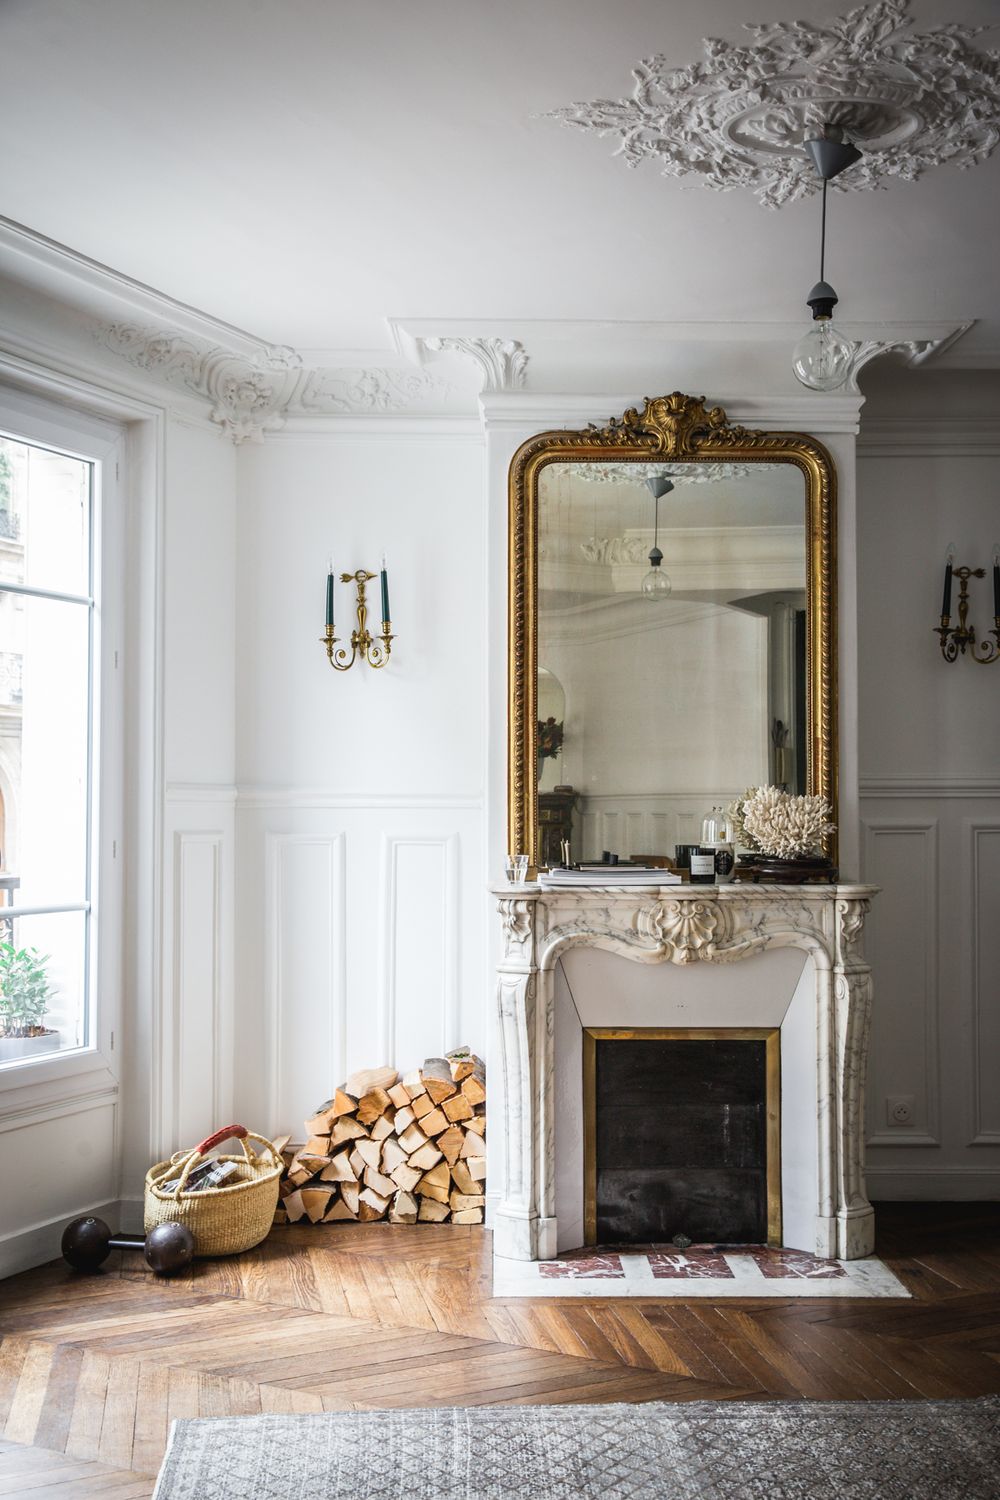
[0,942,59,1060]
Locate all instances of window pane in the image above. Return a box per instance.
[0,909,87,1061]
[0,436,91,598]
[0,594,90,906]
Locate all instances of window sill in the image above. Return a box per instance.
[0,1044,117,1122]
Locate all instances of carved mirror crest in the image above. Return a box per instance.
[508,394,837,868]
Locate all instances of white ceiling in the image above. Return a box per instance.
[2,0,998,359]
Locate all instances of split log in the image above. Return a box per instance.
[354,1138,383,1172]
[408,1141,444,1172]
[419,1107,449,1137]
[358,1186,391,1221]
[331,1116,369,1148]
[364,1165,397,1198]
[381,1137,408,1174]
[461,1076,486,1107]
[442,1094,473,1123]
[324,1198,358,1221]
[437,1126,465,1165]
[344,1066,398,1099]
[303,1135,332,1159]
[417,1197,451,1222]
[397,1122,429,1155]
[390,1190,418,1224]
[301,1188,332,1223]
[357,1087,393,1125]
[320,1152,357,1183]
[389,1163,423,1193]
[423,1076,458,1106]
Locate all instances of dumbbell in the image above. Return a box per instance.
[61,1216,195,1276]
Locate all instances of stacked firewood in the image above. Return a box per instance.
[273,1049,486,1226]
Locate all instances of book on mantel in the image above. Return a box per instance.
[538,865,683,889]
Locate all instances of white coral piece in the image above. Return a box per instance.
[739,786,835,859]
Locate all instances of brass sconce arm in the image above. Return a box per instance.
[321,570,394,671]
[936,565,1000,664]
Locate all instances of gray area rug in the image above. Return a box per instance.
[153,1397,1000,1498]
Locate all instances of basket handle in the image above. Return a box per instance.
[194,1124,248,1155]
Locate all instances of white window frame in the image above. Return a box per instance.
[0,386,124,1092]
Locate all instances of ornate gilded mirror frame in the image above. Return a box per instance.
[508,392,838,866]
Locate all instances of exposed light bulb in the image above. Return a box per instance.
[792,316,854,392]
[642,549,671,600]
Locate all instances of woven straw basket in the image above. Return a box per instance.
[144,1124,282,1256]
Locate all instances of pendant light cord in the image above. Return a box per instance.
[654,494,659,551]
[819,177,828,283]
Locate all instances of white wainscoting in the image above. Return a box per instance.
[236,793,484,1138]
[968,822,1000,1146]
[0,1089,120,1278]
[861,784,1000,1199]
[265,831,347,1134]
[576,790,745,863]
[159,787,236,1160]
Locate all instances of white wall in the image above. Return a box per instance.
[231,427,487,1138]
[858,368,1000,1199]
[151,417,238,1176]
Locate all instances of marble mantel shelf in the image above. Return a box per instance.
[492,881,878,1263]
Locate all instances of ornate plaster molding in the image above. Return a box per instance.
[578,535,648,566]
[845,323,976,389]
[545,0,1000,208]
[93,322,453,441]
[421,336,529,392]
[554,460,760,485]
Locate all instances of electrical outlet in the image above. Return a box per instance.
[887,1094,915,1126]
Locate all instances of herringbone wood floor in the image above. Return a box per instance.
[0,1204,998,1496]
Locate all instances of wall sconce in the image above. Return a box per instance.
[321,558,394,671]
[935,544,1000,664]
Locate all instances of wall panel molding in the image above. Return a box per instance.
[172,831,224,1143]
[866,1166,1000,1199]
[968,822,1000,1146]
[265,832,347,1132]
[377,834,460,1066]
[860,775,1000,798]
[240,788,481,810]
[862,819,941,1148]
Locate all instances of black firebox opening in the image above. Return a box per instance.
[594,1037,768,1244]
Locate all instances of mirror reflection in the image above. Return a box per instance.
[536,460,807,864]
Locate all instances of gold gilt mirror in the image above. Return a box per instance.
[508,393,837,870]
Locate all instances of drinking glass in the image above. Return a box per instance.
[505,853,529,884]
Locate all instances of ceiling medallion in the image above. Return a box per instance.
[544,0,1000,208]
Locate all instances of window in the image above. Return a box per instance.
[0,402,120,1073]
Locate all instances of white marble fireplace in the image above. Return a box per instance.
[493,882,877,1262]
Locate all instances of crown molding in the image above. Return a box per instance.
[0,216,271,359]
[858,415,1000,455]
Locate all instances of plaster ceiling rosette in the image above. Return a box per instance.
[545,0,1000,208]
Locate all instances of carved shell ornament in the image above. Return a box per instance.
[636,900,722,964]
[544,0,1000,209]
